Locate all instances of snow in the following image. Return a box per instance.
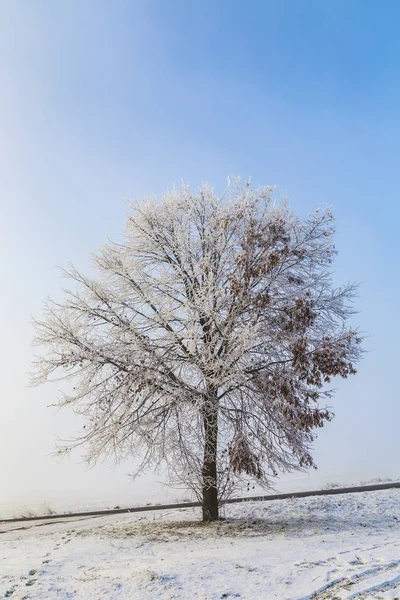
[1,489,399,599]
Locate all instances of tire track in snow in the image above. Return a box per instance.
[299,559,400,600]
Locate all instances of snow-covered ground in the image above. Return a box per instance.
[1,489,399,599]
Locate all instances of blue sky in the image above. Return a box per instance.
[1,1,399,513]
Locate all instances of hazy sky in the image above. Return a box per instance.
[1,0,399,515]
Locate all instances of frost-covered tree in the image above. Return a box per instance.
[32,180,362,521]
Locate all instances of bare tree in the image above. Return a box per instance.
[32,180,362,521]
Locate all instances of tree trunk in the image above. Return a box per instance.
[202,390,219,522]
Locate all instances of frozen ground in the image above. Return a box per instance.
[1,489,399,599]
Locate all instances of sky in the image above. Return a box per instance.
[1,0,399,516]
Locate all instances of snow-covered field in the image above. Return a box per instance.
[1,489,399,599]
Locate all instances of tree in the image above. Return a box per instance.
[32,180,362,521]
